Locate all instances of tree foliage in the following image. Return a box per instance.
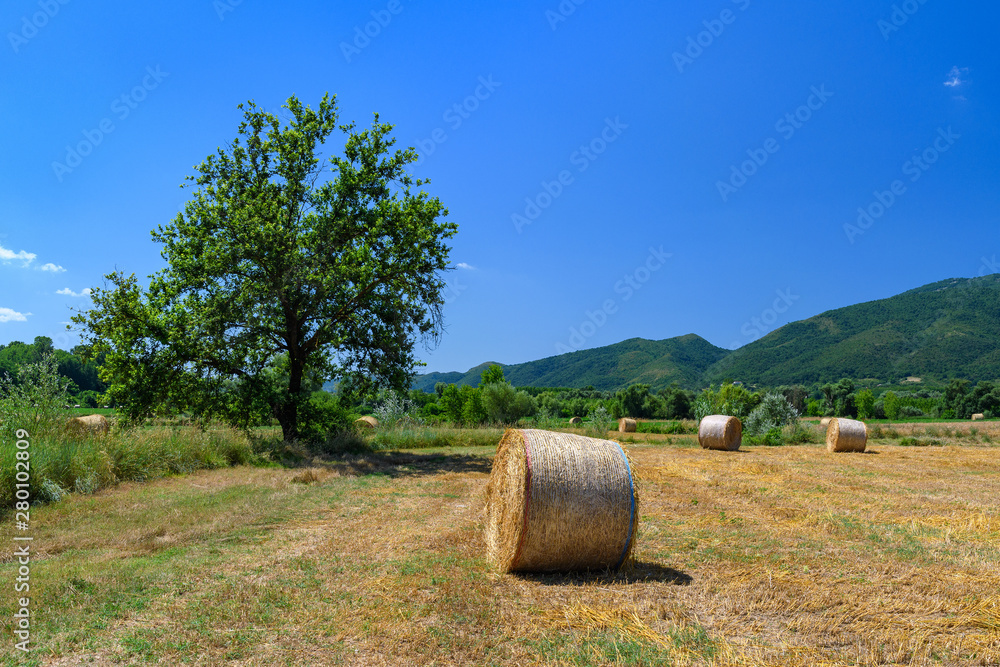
[74,94,456,440]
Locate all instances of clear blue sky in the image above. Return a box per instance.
[1,0,997,375]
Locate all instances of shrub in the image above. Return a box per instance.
[899,436,944,447]
[298,391,352,443]
[744,393,799,437]
[372,392,419,428]
[745,427,783,447]
[784,421,820,444]
[585,405,614,438]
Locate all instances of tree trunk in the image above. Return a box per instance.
[276,354,305,441]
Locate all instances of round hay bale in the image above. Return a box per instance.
[826,417,867,453]
[820,417,832,427]
[618,418,636,433]
[698,415,741,451]
[354,416,378,429]
[485,429,638,573]
[66,414,109,436]
[972,413,985,421]
[569,416,582,425]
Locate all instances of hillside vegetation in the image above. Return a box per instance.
[415,275,1000,391]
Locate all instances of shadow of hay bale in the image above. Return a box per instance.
[515,561,692,587]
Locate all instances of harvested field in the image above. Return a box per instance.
[3,439,1000,665]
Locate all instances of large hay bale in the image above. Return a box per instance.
[826,417,867,453]
[485,429,638,573]
[66,414,109,436]
[972,413,985,421]
[569,416,582,425]
[698,415,741,451]
[618,418,636,433]
[354,416,378,429]
[820,417,832,427]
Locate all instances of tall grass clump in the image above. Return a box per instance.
[1,352,260,514]
[368,425,503,451]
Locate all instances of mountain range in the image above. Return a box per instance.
[412,274,1000,392]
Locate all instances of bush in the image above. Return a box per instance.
[0,351,71,437]
[898,405,925,418]
[744,393,799,437]
[298,391,352,443]
[745,427,783,447]
[784,421,820,444]
[372,392,419,428]
[585,405,614,438]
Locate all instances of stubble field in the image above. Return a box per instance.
[3,425,1000,666]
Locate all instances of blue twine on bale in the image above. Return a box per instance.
[613,441,636,571]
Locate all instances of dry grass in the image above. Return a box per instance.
[3,437,1000,665]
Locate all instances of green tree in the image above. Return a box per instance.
[74,94,456,441]
[481,382,537,425]
[480,364,505,386]
[883,391,901,421]
[459,386,487,425]
[439,384,464,423]
[855,388,875,420]
[617,384,652,419]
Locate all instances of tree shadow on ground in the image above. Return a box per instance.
[516,561,692,587]
[311,450,494,478]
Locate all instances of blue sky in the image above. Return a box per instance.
[1,0,997,375]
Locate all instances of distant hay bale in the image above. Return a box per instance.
[354,416,378,429]
[826,418,867,453]
[66,414,109,436]
[972,413,985,421]
[569,416,582,425]
[618,418,636,433]
[484,429,638,573]
[698,415,742,451]
[820,417,832,427]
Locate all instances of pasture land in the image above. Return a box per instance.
[2,432,1000,665]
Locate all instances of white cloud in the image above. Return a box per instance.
[0,244,36,267]
[57,287,92,297]
[456,262,476,270]
[0,308,30,323]
[944,66,969,87]
[37,263,66,272]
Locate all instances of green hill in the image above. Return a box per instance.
[411,334,730,392]
[414,275,1000,391]
[707,274,1000,386]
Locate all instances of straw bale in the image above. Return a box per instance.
[972,413,985,421]
[618,418,636,433]
[354,416,378,429]
[698,415,741,451]
[569,416,582,425]
[826,417,867,453]
[820,417,832,427]
[484,429,638,573]
[66,414,109,436]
